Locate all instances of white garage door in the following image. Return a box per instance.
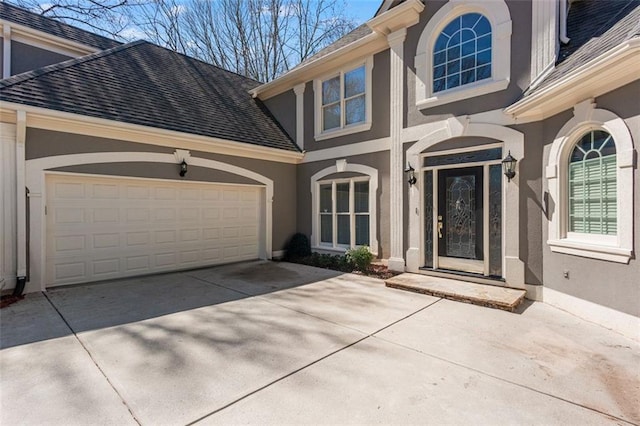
[46,174,261,287]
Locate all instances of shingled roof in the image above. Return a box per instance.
[525,0,640,97]
[0,2,121,50]
[0,41,299,152]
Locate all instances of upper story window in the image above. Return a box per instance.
[322,65,366,131]
[568,130,617,235]
[414,1,511,109]
[314,58,373,141]
[433,13,492,93]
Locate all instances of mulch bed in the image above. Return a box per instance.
[283,256,400,280]
[1,294,24,309]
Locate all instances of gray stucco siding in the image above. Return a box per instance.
[302,49,391,152]
[297,151,390,258]
[540,82,640,316]
[404,0,532,128]
[263,88,296,143]
[11,40,73,75]
[25,128,297,253]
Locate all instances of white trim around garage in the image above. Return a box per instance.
[0,103,304,164]
[24,151,275,292]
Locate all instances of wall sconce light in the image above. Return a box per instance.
[174,149,191,177]
[405,164,417,186]
[502,150,517,182]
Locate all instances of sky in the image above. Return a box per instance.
[346,0,381,24]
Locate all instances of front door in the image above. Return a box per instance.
[437,167,484,273]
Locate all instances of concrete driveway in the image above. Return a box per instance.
[1,261,638,425]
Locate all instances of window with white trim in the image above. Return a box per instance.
[568,130,617,235]
[414,0,511,109]
[318,178,370,248]
[546,101,635,264]
[433,13,492,93]
[314,58,373,140]
[321,65,366,131]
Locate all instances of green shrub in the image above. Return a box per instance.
[345,246,374,272]
[285,233,311,259]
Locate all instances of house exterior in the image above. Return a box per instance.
[1,0,638,339]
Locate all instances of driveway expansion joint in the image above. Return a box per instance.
[186,292,444,425]
[371,333,636,425]
[42,291,143,426]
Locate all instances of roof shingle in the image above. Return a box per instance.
[0,41,298,152]
[0,2,121,50]
[525,0,640,97]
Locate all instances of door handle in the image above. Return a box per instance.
[437,218,443,239]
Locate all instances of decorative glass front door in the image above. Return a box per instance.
[422,148,503,278]
[437,167,484,273]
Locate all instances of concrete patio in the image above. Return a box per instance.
[1,261,638,425]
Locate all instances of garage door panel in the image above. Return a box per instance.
[46,175,262,287]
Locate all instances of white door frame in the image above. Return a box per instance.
[405,118,525,289]
[25,152,274,292]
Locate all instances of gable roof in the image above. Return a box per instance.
[296,24,373,67]
[0,41,299,152]
[0,1,121,50]
[524,0,640,98]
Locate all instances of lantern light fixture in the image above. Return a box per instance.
[179,159,188,177]
[502,150,517,182]
[405,164,417,186]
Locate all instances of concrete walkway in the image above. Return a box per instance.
[1,261,638,425]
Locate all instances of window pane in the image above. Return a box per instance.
[354,181,369,213]
[355,215,369,245]
[337,215,350,245]
[322,76,340,105]
[323,104,340,131]
[320,184,332,212]
[344,66,365,98]
[345,95,365,125]
[477,33,491,51]
[320,214,332,243]
[336,183,349,212]
[568,131,617,236]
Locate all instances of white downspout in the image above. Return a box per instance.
[2,24,11,79]
[559,0,571,44]
[16,111,27,284]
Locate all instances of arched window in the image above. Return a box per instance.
[433,13,492,93]
[546,100,635,264]
[568,130,617,235]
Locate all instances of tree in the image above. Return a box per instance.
[9,0,357,82]
[132,0,356,82]
[10,0,131,38]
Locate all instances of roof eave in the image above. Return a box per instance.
[250,32,384,100]
[0,101,304,164]
[506,38,640,122]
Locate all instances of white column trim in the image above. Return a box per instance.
[3,24,11,79]
[25,152,274,292]
[388,28,407,272]
[293,83,306,150]
[405,117,525,289]
[309,161,379,255]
